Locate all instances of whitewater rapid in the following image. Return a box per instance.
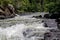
[0,23,48,40]
[0,13,49,40]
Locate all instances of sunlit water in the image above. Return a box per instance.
[0,13,49,40]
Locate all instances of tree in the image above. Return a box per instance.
[45,0,60,14]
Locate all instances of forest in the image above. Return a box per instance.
[0,0,60,13]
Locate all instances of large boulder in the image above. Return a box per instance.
[0,4,16,19]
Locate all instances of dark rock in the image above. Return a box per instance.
[32,16,36,18]
[0,15,5,19]
[44,13,60,19]
[23,31,27,37]
[39,15,42,18]
[0,7,5,11]
[0,4,16,19]
[44,19,57,28]
[55,18,60,29]
[55,18,60,23]
[44,29,60,40]
[42,20,44,23]
[50,13,60,19]
[57,24,60,29]
[32,15,42,18]
[44,23,48,27]
[44,14,50,18]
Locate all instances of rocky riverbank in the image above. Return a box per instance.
[0,4,16,19]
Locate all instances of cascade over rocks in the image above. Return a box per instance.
[0,4,16,19]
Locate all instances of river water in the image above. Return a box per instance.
[0,12,49,40]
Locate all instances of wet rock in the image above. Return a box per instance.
[39,15,42,18]
[32,15,42,18]
[44,19,57,28]
[44,13,60,19]
[44,23,48,27]
[0,4,16,19]
[32,16,36,18]
[44,14,50,18]
[23,28,45,38]
[0,15,5,19]
[50,14,60,19]
[23,31,27,37]
[44,29,60,40]
[55,18,60,23]
[55,18,60,29]
[41,20,44,23]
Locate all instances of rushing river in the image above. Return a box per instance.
[0,12,49,40]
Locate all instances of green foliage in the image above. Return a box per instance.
[45,2,56,13]
[0,0,60,13]
[0,0,42,12]
[19,0,41,12]
[45,0,60,14]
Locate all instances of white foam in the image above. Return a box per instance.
[0,22,47,40]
